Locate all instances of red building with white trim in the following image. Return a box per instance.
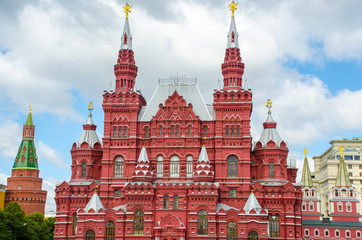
[54,3,302,240]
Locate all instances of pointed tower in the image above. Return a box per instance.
[114,3,137,93]
[193,146,214,182]
[70,102,102,181]
[300,148,322,221]
[329,146,360,221]
[131,146,153,182]
[253,100,289,181]
[5,106,47,215]
[221,1,244,90]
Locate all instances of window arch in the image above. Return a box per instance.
[335,230,340,237]
[236,126,240,136]
[269,215,280,237]
[309,202,314,211]
[226,126,229,136]
[345,230,350,238]
[163,195,169,209]
[134,210,144,235]
[159,126,163,136]
[114,157,124,178]
[203,126,207,137]
[72,214,77,235]
[113,128,117,137]
[157,156,163,177]
[269,162,275,179]
[145,127,149,137]
[171,126,174,136]
[346,201,352,212]
[119,128,122,137]
[197,210,208,235]
[337,202,343,212]
[85,229,95,240]
[324,229,329,237]
[231,126,234,136]
[124,127,127,137]
[228,156,238,177]
[247,231,258,240]
[176,126,180,136]
[105,221,115,240]
[186,155,193,177]
[314,229,319,237]
[227,221,237,240]
[170,156,180,177]
[81,163,87,179]
[188,125,192,136]
[173,195,179,210]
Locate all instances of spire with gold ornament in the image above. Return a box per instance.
[13,106,39,169]
[114,3,138,92]
[222,1,245,90]
[335,146,352,187]
[301,148,313,187]
[193,145,214,182]
[131,146,153,182]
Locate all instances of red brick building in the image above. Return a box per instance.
[54,3,302,240]
[5,108,47,215]
[301,148,362,239]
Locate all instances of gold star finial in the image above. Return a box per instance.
[266,99,272,113]
[88,102,94,114]
[338,146,345,156]
[29,105,32,113]
[95,185,99,193]
[303,148,309,158]
[123,3,132,19]
[229,1,238,18]
[251,185,254,193]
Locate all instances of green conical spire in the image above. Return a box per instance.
[12,106,38,170]
[335,146,352,187]
[301,148,313,188]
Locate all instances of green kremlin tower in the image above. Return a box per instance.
[5,106,47,215]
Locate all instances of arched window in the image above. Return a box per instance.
[114,157,124,178]
[72,214,77,235]
[105,221,115,240]
[124,127,127,137]
[335,230,340,237]
[228,156,238,177]
[170,156,180,177]
[315,229,319,237]
[231,95,234,102]
[171,126,174,136]
[324,229,329,237]
[309,202,314,211]
[134,210,144,235]
[346,202,352,212]
[159,126,162,136]
[145,127,149,137]
[203,126,207,137]
[227,221,237,240]
[157,156,163,177]
[173,195,179,209]
[186,156,193,178]
[119,128,122,137]
[164,195,169,209]
[269,215,280,237]
[269,162,275,179]
[231,126,234,136]
[113,128,117,137]
[188,126,192,136]
[247,231,258,240]
[226,126,229,136]
[337,202,343,212]
[176,126,180,136]
[85,229,95,240]
[237,126,240,136]
[197,210,208,235]
[81,163,87,179]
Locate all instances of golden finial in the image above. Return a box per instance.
[338,146,345,156]
[88,101,94,115]
[29,105,32,113]
[229,1,238,18]
[266,99,272,113]
[251,185,254,193]
[303,148,309,158]
[95,185,99,193]
[123,3,132,19]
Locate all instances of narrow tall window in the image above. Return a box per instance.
[188,126,192,136]
[231,126,234,136]
[113,128,117,137]
[105,221,115,240]
[159,126,162,136]
[226,126,229,136]
[227,221,237,240]
[72,214,77,235]
[124,128,127,137]
[231,95,234,102]
[163,195,169,209]
[170,156,180,177]
[176,126,179,136]
[157,156,163,177]
[85,230,95,240]
[237,126,240,136]
[186,156,193,177]
[269,162,275,179]
[204,127,207,137]
[134,210,144,235]
[173,195,179,210]
[29,128,32,136]
[120,96,122,103]
[269,215,280,237]
[114,157,124,178]
[228,156,238,177]
[145,128,148,137]
[119,128,122,137]
[81,163,87,179]
[197,210,208,235]
[171,126,174,136]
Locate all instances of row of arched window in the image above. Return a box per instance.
[113,156,240,178]
[113,127,128,138]
[225,126,241,137]
[305,228,361,238]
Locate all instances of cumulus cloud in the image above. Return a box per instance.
[37,141,68,169]
[0,120,21,159]
[43,177,58,212]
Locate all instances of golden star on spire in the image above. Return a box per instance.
[303,148,308,158]
[229,1,238,18]
[29,105,32,113]
[88,101,94,115]
[338,146,345,156]
[123,3,132,19]
[266,99,272,113]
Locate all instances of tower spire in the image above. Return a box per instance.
[221,1,244,90]
[114,3,137,93]
[301,148,313,187]
[335,146,352,187]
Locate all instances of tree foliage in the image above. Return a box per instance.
[0,202,55,240]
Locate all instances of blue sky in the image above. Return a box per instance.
[0,0,361,212]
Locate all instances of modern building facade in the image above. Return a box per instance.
[54,3,302,240]
[301,147,362,239]
[5,108,47,215]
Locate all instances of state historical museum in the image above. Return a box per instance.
[55,2,302,240]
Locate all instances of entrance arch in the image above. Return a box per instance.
[247,230,259,240]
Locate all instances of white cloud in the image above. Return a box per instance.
[0,121,21,159]
[37,141,69,169]
[43,177,58,212]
